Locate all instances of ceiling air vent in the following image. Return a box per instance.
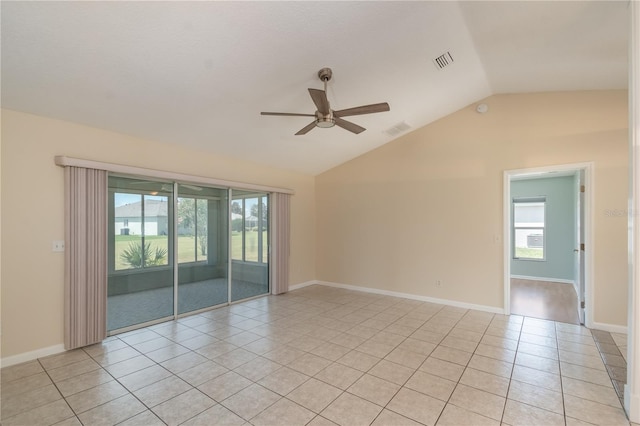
[433,51,454,70]
[385,121,411,137]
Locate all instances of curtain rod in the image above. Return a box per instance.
[54,156,295,195]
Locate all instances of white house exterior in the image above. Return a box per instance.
[115,199,169,236]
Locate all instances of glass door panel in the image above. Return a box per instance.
[231,191,269,302]
[107,177,271,333]
[177,184,229,314]
[107,176,174,331]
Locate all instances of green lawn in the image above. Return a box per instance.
[514,247,544,260]
[115,231,267,270]
[231,231,267,262]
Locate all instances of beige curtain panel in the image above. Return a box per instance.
[64,166,108,350]
[270,192,291,295]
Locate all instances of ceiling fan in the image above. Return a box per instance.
[261,67,390,135]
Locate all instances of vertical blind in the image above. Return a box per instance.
[270,192,290,295]
[64,166,108,350]
[61,159,292,348]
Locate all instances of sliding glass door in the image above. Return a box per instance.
[231,191,269,302]
[177,184,229,314]
[107,178,269,333]
[107,177,175,331]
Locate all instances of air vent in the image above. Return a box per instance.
[385,121,411,137]
[433,51,454,70]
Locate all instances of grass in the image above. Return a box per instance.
[514,247,544,260]
[231,231,267,263]
[115,231,267,270]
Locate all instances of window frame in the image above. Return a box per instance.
[231,193,269,264]
[512,197,546,261]
[108,182,173,274]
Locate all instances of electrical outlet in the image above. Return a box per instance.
[53,240,65,252]
[436,280,442,287]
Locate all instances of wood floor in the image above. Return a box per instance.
[510,278,580,324]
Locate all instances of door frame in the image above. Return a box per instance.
[503,162,594,328]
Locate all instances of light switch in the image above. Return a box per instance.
[53,240,65,252]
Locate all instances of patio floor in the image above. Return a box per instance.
[107,278,268,331]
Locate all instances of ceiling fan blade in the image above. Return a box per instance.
[261,112,316,117]
[308,88,330,115]
[334,117,366,134]
[295,121,317,135]
[334,102,390,117]
[180,184,202,191]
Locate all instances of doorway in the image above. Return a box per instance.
[106,176,270,333]
[503,163,592,326]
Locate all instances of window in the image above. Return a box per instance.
[513,197,546,260]
[177,197,209,263]
[109,177,172,271]
[106,173,274,333]
[232,193,268,263]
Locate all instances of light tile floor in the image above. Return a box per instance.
[1,285,632,425]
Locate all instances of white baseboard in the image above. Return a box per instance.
[625,385,640,422]
[510,275,575,285]
[590,321,628,334]
[1,344,66,368]
[301,280,504,315]
[295,281,629,336]
[288,280,318,291]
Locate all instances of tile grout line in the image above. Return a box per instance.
[370,303,448,425]
[91,329,275,425]
[3,287,630,426]
[34,358,79,425]
[318,299,444,424]
[81,338,170,425]
[499,315,524,426]
[429,308,493,425]
[152,314,286,424]
[193,296,416,424]
[591,329,628,412]
[287,297,411,424]
[555,321,568,426]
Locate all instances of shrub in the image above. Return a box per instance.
[120,241,167,268]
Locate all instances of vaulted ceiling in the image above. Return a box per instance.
[1,1,629,175]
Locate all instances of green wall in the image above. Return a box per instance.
[511,175,576,282]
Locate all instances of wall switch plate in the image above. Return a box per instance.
[53,240,65,252]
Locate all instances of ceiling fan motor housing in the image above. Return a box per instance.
[315,110,335,128]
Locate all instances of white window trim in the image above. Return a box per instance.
[512,197,546,261]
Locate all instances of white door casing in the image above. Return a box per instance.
[503,163,593,329]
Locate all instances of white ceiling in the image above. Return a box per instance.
[1,1,628,175]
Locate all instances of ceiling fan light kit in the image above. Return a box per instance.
[261,67,390,135]
[315,114,335,128]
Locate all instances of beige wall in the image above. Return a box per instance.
[0,90,629,360]
[0,109,316,358]
[316,91,629,327]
